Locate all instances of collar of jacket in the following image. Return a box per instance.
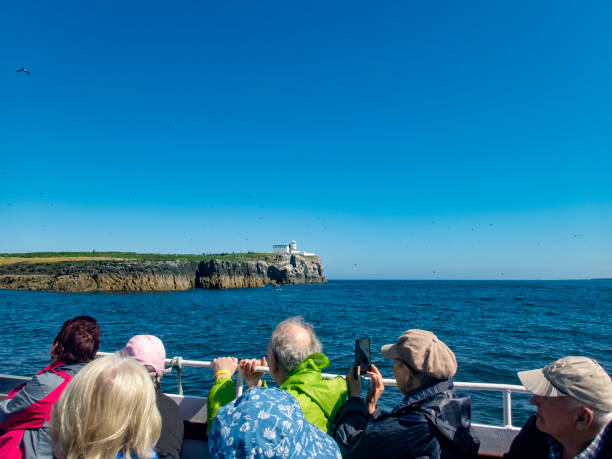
[394,378,455,411]
[286,352,330,376]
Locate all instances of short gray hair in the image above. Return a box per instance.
[567,397,612,429]
[144,364,162,389]
[593,408,612,429]
[269,316,322,374]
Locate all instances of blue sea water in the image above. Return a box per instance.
[1,280,610,427]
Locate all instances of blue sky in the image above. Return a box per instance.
[1,1,611,279]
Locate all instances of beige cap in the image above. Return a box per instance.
[518,356,612,412]
[381,329,457,379]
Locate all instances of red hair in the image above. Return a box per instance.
[51,316,100,364]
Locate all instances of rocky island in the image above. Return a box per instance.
[0,252,327,292]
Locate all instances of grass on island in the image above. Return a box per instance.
[0,251,276,266]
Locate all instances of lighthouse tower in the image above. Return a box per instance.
[272,240,315,256]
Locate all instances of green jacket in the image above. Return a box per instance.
[280,352,348,433]
[206,353,347,434]
[206,376,235,435]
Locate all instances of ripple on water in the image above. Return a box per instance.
[0,280,610,427]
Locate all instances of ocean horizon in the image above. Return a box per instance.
[1,279,610,427]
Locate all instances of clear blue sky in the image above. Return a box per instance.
[1,1,611,279]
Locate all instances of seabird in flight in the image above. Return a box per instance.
[16,67,31,76]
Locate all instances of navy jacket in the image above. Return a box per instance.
[332,379,479,459]
[504,415,612,458]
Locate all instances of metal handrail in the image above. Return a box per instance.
[98,352,529,428]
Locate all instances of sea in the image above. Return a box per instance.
[1,280,610,427]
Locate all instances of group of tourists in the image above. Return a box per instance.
[0,315,610,458]
[0,316,183,459]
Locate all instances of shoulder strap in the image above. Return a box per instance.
[0,365,73,432]
[5,362,69,400]
[46,361,73,382]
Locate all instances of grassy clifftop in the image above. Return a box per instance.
[0,251,275,266]
[0,251,326,292]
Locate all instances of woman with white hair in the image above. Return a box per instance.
[50,354,161,459]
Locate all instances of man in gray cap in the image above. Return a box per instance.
[332,329,479,458]
[504,356,612,458]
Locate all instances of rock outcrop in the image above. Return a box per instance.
[0,255,326,292]
[196,254,326,289]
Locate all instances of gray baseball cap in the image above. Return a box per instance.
[518,356,612,412]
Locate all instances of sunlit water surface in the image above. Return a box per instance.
[1,280,610,426]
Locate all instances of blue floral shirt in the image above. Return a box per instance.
[209,386,341,458]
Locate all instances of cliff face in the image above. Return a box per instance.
[196,254,326,289]
[0,255,326,292]
[0,260,199,292]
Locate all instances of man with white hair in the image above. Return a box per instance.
[207,316,347,433]
[504,356,612,458]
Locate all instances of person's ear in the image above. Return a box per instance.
[267,348,278,371]
[575,407,594,430]
[396,362,411,392]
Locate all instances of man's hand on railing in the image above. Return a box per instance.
[365,364,385,415]
[212,357,238,382]
[239,357,267,387]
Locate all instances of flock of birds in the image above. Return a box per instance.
[11,64,590,276]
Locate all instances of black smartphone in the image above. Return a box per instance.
[354,337,371,377]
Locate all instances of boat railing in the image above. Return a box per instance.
[2,356,529,457]
[98,352,530,430]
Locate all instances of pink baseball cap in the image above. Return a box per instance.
[119,335,169,377]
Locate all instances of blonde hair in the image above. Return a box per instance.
[50,354,161,459]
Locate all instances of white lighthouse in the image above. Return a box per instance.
[272,240,315,256]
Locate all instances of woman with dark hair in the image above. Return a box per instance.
[0,315,100,459]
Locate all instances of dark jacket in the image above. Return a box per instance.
[332,379,479,459]
[504,415,612,458]
[155,388,184,459]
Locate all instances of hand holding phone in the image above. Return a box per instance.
[365,363,385,414]
[354,337,371,378]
